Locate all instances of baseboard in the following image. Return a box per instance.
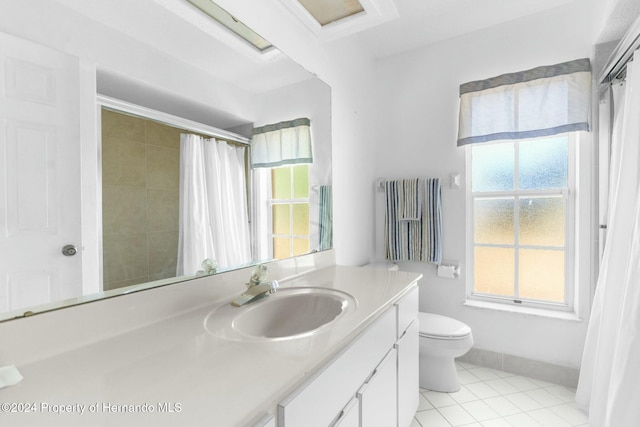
[456,347,580,389]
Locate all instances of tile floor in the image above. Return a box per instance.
[411,361,589,427]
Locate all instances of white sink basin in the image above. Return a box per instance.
[205,287,357,341]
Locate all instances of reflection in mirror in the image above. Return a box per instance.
[0,0,331,322]
[101,107,253,290]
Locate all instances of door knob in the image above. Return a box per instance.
[61,244,77,257]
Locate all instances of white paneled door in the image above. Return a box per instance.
[0,32,82,313]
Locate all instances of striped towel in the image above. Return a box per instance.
[319,185,333,250]
[384,178,442,263]
[399,178,421,221]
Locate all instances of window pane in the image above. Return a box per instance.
[519,196,565,247]
[474,198,514,244]
[519,249,565,302]
[272,204,290,235]
[293,165,309,198]
[293,238,310,256]
[272,167,291,199]
[472,143,514,192]
[292,203,310,235]
[273,237,290,259]
[474,247,514,297]
[519,137,568,190]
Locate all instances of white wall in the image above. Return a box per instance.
[591,0,640,43]
[373,1,595,368]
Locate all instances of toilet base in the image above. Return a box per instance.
[419,354,460,393]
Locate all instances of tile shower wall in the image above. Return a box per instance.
[101,109,181,290]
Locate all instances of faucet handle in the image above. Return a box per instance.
[249,264,268,285]
[268,280,279,295]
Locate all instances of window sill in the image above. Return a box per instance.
[463,299,583,321]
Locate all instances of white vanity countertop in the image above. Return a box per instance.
[0,265,421,427]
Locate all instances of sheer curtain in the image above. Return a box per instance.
[576,54,640,426]
[177,134,251,276]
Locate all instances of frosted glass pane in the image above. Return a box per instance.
[273,237,290,259]
[474,198,514,244]
[519,137,568,190]
[519,197,565,246]
[271,167,291,199]
[272,204,290,235]
[519,249,565,302]
[472,143,514,191]
[474,247,514,297]
[292,203,310,235]
[293,238,310,256]
[293,165,309,198]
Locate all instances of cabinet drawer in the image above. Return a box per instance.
[278,307,397,427]
[395,284,418,338]
[253,415,276,427]
[331,398,359,427]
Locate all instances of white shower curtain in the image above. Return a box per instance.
[576,54,640,426]
[177,134,252,276]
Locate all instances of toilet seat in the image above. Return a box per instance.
[418,312,471,340]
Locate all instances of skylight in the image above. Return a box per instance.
[297,0,365,26]
[186,0,273,51]
[280,0,398,40]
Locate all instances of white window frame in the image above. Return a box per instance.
[465,134,578,312]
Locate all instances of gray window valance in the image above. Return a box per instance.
[251,117,312,168]
[457,58,592,146]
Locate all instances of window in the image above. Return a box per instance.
[270,164,311,259]
[467,134,576,310]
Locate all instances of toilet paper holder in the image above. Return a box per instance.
[437,264,459,279]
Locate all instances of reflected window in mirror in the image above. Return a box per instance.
[271,165,311,259]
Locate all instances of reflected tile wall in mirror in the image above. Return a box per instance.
[102,109,181,290]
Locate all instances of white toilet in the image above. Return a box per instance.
[418,312,473,393]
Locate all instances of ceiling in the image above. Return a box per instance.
[50,0,636,85]
[352,0,580,58]
[52,0,313,94]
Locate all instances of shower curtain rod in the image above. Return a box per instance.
[97,95,251,146]
[599,14,640,84]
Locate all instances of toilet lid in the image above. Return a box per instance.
[418,312,471,339]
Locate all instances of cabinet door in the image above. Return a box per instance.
[332,398,359,427]
[357,348,397,427]
[395,285,418,338]
[396,320,419,427]
[278,308,396,427]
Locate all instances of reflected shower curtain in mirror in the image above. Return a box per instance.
[576,54,640,426]
[177,134,251,275]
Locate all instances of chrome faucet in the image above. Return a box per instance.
[231,264,279,307]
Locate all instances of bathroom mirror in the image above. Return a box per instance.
[0,0,331,322]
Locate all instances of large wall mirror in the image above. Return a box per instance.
[0,0,331,322]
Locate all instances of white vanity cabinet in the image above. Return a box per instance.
[357,347,398,426]
[254,416,276,427]
[277,283,419,427]
[395,286,420,427]
[332,398,359,427]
